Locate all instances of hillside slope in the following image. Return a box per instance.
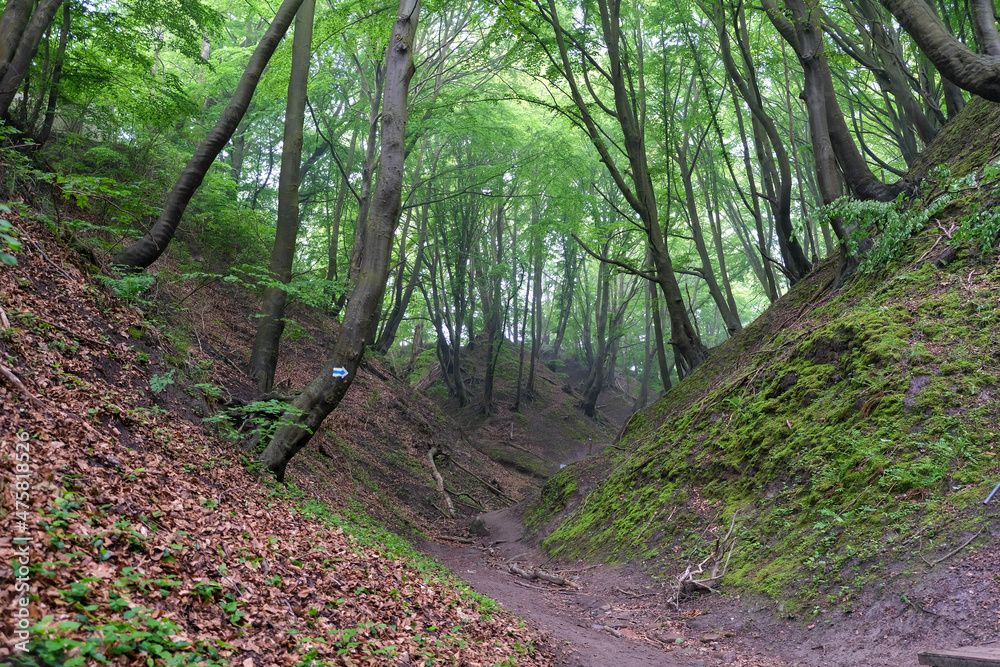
[0,211,557,665]
[525,101,1000,662]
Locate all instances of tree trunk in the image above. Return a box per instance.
[0,0,63,118]
[248,0,315,394]
[551,235,577,359]
[878,0,1000,100]
[112,0,306,269]
[525,224,543,397]
[326,129,358,311]
[580,260,609,417]
[676,133,741,335]
[0,0,34,83]
[33,3,68,146]
[717,0,811,282]
[541,0,707,374]
[260,0,421,482]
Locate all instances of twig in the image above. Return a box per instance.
[0,361,49,411]
[436,534,476,544]
[22,233,74,282]
[16,312,112,348]
[615,586,657,598]
[0,304,9,329]
[920,526,986,567]
[449,458,517,503]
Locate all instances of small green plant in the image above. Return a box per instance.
[190,579,223,601]
[98,273,155,302]
[0,205,21,265]
[824,193,953,273]
[149,369,176,393]
[204,399,309,445]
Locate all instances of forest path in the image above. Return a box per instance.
[422,506,787,667]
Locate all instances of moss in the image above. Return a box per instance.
[531,203,1000,610]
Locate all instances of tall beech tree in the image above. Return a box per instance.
[111,0,307,269]
[261,0,420,481]
[248,0,315,394]
[513,0,709,376]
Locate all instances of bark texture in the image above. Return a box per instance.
[260,0,420,481]
[879,0,1000,101]
[0,0,63,118]
[249,0,315,393]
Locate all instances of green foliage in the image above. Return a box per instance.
[98,274,155,303]
[204,399,309,445]
[0,205,21,265]
[15,608,228,667]
[825,193,952,273]
[953,201,1000,253]
[149,370,176,393]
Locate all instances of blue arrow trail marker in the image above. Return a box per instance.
[332,367,349,378]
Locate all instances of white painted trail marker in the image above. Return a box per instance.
[332,367,349,378]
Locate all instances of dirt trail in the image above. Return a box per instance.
[425,499,1000,667]
[423,505,791,667]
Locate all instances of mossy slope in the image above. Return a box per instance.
[527,102,1000,609]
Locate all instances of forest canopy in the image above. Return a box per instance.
[1,0,997,475]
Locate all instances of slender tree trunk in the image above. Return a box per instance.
[327,129,358,313]
[112,0,307,269]
[552,235,577,358]
[33,4,68,146]
[580,260,609,417]
[525,223,543,397]
[248,0,315,394]
[260,0,421,481]
[346,59,386,285]
[512,267,531,413]
[651,287,672,393]
[0,0,63,118]
[542,0,707,373]
[636,283,652,409]
[677,136,741,335]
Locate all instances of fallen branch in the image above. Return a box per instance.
[508,563,576,587]
[436,534,476,544]
[448,458,517,503]
[0,361,49,411]
[23,233,74,282]
[615,586,657,598]
[919,526,985,568]
[671,512,739,609]
[16,312,113,349]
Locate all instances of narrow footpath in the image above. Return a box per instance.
[423,505,788,667]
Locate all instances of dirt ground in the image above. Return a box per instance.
[424,503,1000,667]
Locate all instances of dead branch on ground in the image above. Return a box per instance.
[427,447,456,518]
[508,563,577,588]
[670,512,739,609]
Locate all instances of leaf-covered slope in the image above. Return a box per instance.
[526,102,1000,611]
[0,214,550,666]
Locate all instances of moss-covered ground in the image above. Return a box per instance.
[526,103,1000,613]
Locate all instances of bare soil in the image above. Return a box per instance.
[425,502,1000,667]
